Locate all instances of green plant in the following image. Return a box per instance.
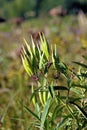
[21,34,87,130]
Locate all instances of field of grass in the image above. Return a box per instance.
[0,14,87,130]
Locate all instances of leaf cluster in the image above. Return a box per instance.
[21,34,87,130]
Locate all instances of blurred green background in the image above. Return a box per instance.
[0,0,87,18]
[0,0,65,18]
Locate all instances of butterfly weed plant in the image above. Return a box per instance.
[21,33,87,130]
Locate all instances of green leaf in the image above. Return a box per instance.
[72,83,87,89]
[39,91,45,106]
[31,85,37,106]
[40,98,52,129]
[40,77,47,88]
[48,85,55,98]
[24,38,33,59]
[73,61,87,68]
[52,105,64,121]
[81,72,87,78]
[35,103,40,119]
[31,54,38,74]
[53,86,69,91]
[39,53,44,69]
[70,87,82,97]
[44,119,50,130]
[31,36,36,55]
[52,47,60,68]
[56,116,71,129]
[57,62,67,74]
[21,54,33,76]
[40,34,49,60]
[69,101,87,119]
[34,44,40,61]
[44,62,52,74]
[30,86,42,101]
[24,106,40,121]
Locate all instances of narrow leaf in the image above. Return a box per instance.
[53,86,69,91]
[24,38,33,58]
[24,106,40,121]
[39,53,44,69]
[40,98,51,129]
[73,61,87,68]
[52,105,63,121]
[21,55,33,76]
[69,101,87,119]
[56,116,70,129]
[40,34,49,60]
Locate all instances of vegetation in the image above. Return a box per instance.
[21,33,87,130]
[0,12,87,129]
[1,0,87,18]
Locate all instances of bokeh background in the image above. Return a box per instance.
[0,0,87,129]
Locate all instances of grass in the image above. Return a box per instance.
[0,15,87,129]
